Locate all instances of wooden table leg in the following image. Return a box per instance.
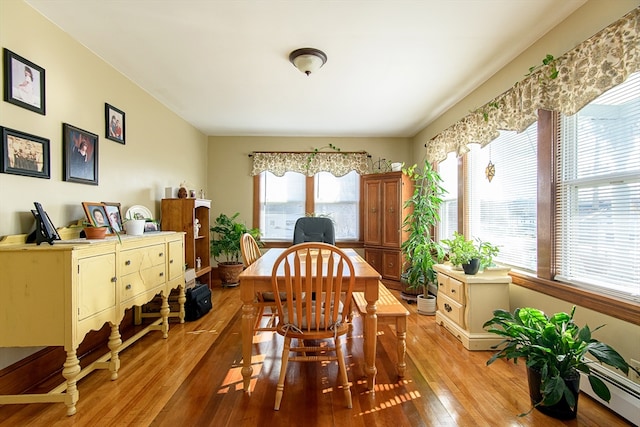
[160,292,170,338]
[396,315,407,377]
[177,285,186,323]
[107,323,122,380]
[364,281,379,391]
[241,281,256,392]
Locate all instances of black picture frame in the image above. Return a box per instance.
[102,202,123,233]
[63,123,99,185]
[105,103,125,144]
[1,126,50,179]
[3,48,46,115]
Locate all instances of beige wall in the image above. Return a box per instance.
[0,0,208,368]
[411,0,640,378]
[0,0,209,238]
[207,136,412,225]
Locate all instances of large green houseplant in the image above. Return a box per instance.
[483,306,637,419]
[210,212,261,285]
[441,231,499,275]
[400,160,446,312]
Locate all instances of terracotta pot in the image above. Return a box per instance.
[218,262,244,286]
[83,226,108,240]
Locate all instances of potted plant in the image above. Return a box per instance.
[210,212,261,286]
[123,212,146,236]
[441,232,499,275]
[400,160,446,314]
[82,221,109,240]
[483,306,638,419]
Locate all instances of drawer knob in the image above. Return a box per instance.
[111,277,117,283]
[169,259,174,264]
[444,303,452,312]
[159,252,164,257]
[125,260,131,266]
[159,272,164,277]
[451,289,456,294]
[125,284,132,290]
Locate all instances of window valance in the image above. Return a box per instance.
[250,151,369,177]
[426,6,640,163]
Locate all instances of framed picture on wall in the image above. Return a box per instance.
[3,48,46,115]
[1,126,50,179]
[105,103,125,144]
[63,123,99,185]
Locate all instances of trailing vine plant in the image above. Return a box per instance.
[305,143,342,173]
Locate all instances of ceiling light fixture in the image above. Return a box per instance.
[289,48,327,76]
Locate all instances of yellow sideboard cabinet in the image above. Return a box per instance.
[434,264,511,351]
[0,231,184,415]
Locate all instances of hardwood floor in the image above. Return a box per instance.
[0,286,632,426]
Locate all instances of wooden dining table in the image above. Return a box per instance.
[238,247,382,392]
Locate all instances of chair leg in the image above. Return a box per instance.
[335,336,352,408]
[274,336,291,410]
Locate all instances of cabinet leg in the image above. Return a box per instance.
[62,350,81,416]
[108,323,122,380]
[160,292,170,338]
[396,316,407,377]
[177,285,186,323]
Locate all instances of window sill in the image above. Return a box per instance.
[509,271,640,325]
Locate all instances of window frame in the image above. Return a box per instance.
[252,174,364,248]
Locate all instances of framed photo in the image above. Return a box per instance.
[3,48,46,115]
[144,220,160,232]
[63,123,99,185]
[105,103,125,144]
[82,202,110,228]
[102,202,123,233]
[1,126,50,179]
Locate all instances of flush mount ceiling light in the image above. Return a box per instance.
[289,48,327,76]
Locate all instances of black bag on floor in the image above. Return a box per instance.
[185,284,212,321]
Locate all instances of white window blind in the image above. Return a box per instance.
[556,72,640,301]
[260,171,306,240]
[438,152,458,242]
[466,122,538,271]
[314,171,360,240]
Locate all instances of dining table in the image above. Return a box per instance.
[238,247,382,392]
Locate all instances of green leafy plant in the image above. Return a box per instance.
[401,160,446,289]
[484,306,637,417]
[210,212,261,264]
[442,231,498,269]
[526,53,559,80]
[305,143,342,173]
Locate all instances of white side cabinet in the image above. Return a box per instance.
[434,264,511,351]
[0,232,184,415]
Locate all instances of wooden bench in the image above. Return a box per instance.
[352,282,409,377]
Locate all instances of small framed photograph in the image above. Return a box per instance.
[3,48,46,115]
[105,103,125,144]
[63,123,99,185]
[82,202,110,228]
[1,126,50,179]
[144,220,160,233]
[102,202,123,233]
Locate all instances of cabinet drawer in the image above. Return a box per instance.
[120,264,166,301]
[121,244,165,275]
[437,294,464,328]
[445,277,463,304]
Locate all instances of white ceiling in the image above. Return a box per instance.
[25,0,586,138]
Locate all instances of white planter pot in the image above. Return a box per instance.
[417,294,436,315]
[124,219,146,236]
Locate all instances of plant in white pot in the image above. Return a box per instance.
[400,160,446,314]
[123,212,146,236]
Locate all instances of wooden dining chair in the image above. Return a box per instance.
[270,242,355,410]
[240,233,279,332]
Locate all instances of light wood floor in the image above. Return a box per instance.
[0,286,632,426]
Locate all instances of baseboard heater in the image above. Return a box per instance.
[579,363,640,425]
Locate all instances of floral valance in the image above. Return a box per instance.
[426,6,640,163]
[250,151,369,177]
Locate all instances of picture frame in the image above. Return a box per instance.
[1,126,50,179]
[63,123,99,185]
[105,103,125,144]
[82,202,110,229]
[102,202,123,233]
[3,48,46,115]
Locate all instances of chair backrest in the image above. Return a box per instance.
[240,233,262,267]
[292,217,335,245]
[271,242,355,333]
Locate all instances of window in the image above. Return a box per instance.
[437,152,458,241]
[466,122,538,272]
[258,170,360,241]
[556,72,640,301]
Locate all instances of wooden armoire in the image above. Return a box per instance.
[362,171,413,282]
